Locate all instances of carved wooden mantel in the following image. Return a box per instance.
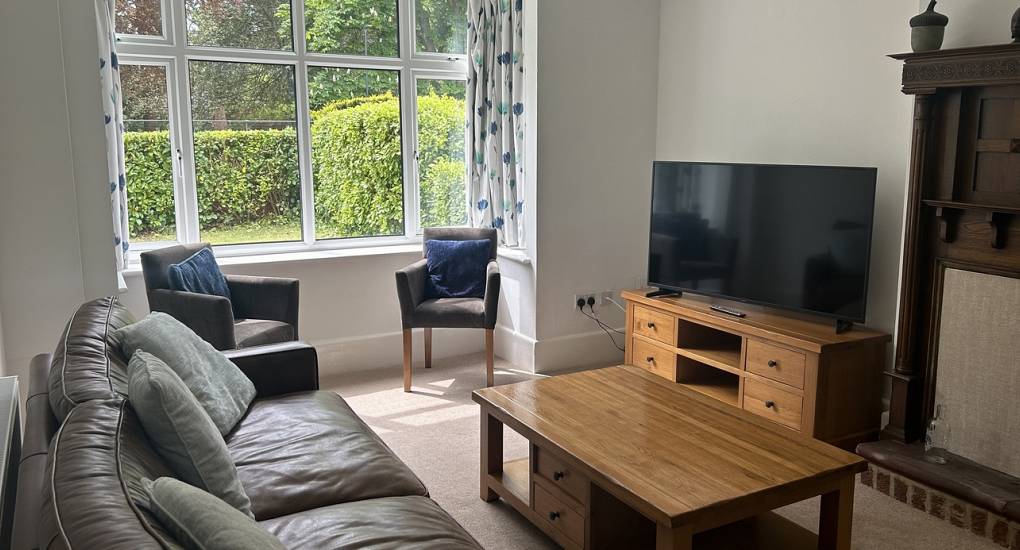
[886,43,1020,443]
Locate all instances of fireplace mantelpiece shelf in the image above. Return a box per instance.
[922,200,1018,248]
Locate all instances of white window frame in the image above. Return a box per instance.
[117,0,469,260]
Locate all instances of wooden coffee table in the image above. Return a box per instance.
[473,365,866,550]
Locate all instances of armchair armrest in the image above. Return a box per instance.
[148,288,236,350]
[395,259,428,328]
[483,260,501,329]
[222,341,319,398]
[225,274,300,334]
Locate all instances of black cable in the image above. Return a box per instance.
[590,305,625,336]
[581,306,625,351]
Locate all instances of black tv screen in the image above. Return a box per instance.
[648,161,877,322]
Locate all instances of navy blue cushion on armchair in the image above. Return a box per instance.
[168,248,231,300]
[424,239,490,299]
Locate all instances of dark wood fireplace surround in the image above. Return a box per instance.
[857,43,1020,526]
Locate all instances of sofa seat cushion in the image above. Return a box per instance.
[226,392,427,520]
[233,319,294,349]
[48,296,135,422]
[260,496,482,549]
[412,297,485,328]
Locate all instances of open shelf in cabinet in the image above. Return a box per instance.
[676,319,744,375]
[677,356,740,406]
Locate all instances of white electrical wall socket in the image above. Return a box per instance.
[572,290,618,312]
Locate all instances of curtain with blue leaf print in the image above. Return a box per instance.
[467,0,525,247]
[96,0,130,270]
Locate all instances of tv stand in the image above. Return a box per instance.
[622,289,891,450]
[643,287,680,299]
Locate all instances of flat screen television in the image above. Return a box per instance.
[648,161,877,323]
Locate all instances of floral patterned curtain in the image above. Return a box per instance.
[467,0,525,247]
[96,0,130,270]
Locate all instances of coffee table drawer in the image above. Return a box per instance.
[746,340,806,389]
[743,378,803,430]
[630,338,678,382]
[535,446,588,504]
[534,483,584,546]
[633,305,676,346]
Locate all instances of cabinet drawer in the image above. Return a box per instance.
[746,340,806,389]
[632,305,676,346]
[630,338,678,382]
[535,446,588,505]
[743,378,803,430]
[534,482,585,546]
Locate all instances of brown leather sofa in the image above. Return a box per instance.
[12,296,482,549]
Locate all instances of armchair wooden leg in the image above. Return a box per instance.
[424,327,432,369]
[485,329,494,387]
[403,329,412,393]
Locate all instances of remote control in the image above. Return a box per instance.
[710,305,746,318]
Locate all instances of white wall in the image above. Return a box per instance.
[929,0,1017,48]
[531,0,662,372]
[0,0,90,390]
[654,0,917,341]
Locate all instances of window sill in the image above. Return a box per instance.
[497,247,532,265]
[122,243,423,276]
[122,242,531,277]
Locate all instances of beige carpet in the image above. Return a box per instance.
[324,353,1000,550]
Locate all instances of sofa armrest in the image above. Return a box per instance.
[395,259,428,328]
[223,341,319,398]
[148,288,236,350]
[225,275,300,335]
[483,260,501,329]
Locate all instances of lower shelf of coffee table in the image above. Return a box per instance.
[488,449,820,549]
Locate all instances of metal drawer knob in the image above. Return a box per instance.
[765,400,776,409]
[646,322,655,329]
[553,471,565,481]
[549,511,561,521]
[645,356,655,364]
[767,360,778,368]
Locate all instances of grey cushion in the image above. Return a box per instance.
[233,319,295,349]
[142,477,284,550]
[129,351,254,518]
[48,296,135,422]
[412,298,486,328]
[114,312,256,435]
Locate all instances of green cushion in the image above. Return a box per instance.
[129,351,253,517]
[142,477,285,550]
[114,312,256,435]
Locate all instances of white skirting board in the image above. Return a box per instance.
[532,327,626,374]
[310,324,624,377]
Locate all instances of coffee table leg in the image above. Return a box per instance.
[656,524,693,550]
[480,408,503,502]
[818,476,854,550]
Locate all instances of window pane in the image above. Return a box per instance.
[415,0,466,54]
[189,61,301,245]
[186,0,293,51]
[307,67,403,240]
[116,0,163,36]
[305,0,398,57]
[122,64,176,243]
[417,79,467,228]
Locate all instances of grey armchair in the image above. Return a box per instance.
[140,243,300,351]
[395,228,500,392]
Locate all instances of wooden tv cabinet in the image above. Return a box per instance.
[621,289,891,449]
